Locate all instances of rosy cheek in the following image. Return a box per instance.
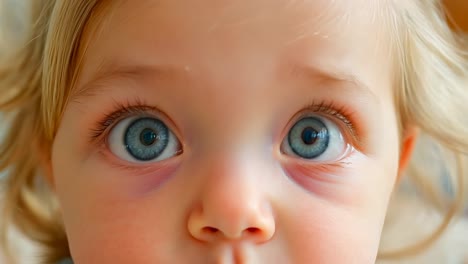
[281,152,368,205]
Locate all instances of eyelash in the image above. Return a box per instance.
[89,99,161,145]
[89,99,360,149]
[300,100,360,146]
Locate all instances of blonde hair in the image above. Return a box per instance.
[0,0,467,263]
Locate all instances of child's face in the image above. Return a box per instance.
[52,0,403,263]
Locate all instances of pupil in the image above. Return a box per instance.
[301,127,318,145]
[140,128,157,146]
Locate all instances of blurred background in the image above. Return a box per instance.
[445,0,468,31]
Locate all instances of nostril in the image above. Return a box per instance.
[245,227,261,235]
[201,226,262,239]
[202,226,219,234]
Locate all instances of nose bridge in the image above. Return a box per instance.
[187,152,276,243]
[202,153,265,227]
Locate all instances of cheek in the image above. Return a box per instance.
[278,155,398,263]
[51,123,183,262]
[284,207,382,263]
[280,186,387,263]
[52,157,185,262]
[65,196,184,263]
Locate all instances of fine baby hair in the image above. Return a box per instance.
[0,0,467,263]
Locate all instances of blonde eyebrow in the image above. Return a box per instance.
[286,64,380,103]
[73,61,379,105]
[72,63,192,99]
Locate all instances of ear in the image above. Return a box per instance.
[396,126,419,182]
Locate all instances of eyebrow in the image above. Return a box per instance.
[286,64,379,103]
[73,62,379,104]
[73,63,192,99]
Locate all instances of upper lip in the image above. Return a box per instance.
[210,241,252,264]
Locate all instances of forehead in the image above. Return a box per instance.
[76,0,393,95]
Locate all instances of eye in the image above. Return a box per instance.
[281,116,348,161]
[108,117,182,162]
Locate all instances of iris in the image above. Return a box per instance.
[288,117,329,159]
[124,118,169,161]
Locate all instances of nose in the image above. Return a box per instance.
[187,159,276,244]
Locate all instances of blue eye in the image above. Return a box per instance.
[282,116,347,161]
[288,117,329,159]
[108,117,181,162]
[124,118,169,161]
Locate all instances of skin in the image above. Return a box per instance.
[50,0,417,263]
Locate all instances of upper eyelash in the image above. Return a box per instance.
[89,100,361,149]
[302,100,361,147]
[89,99,159,144]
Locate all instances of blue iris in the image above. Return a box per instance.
[288,117,329,159]
[124,118,169,161]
